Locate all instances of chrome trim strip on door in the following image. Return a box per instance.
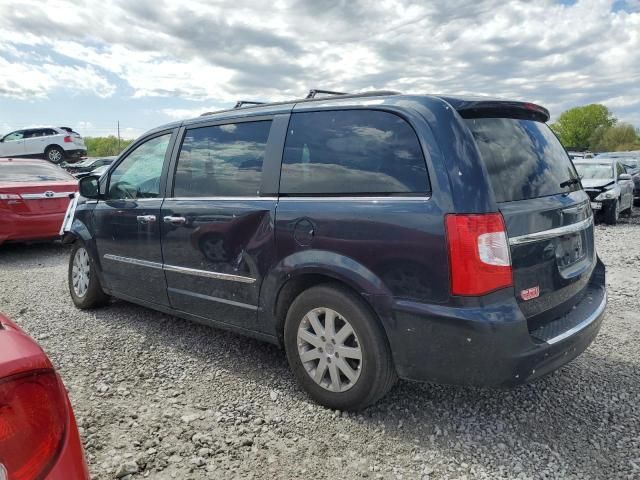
[169,197,278,201]
[168,287,258,310]
[103,254,256,284]
[163,264,256,284]
[21,191,76,200]
[508,216,594,246]
[278,195,432,202]
[546,292,607,345]
[103,254,164,269]
[168,196,431,202]
[104,253,256,283]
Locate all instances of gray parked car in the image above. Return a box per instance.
[575,158,634,224]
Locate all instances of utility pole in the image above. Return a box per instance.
[117,120,121,152]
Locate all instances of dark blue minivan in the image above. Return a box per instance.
[65,91,606,410]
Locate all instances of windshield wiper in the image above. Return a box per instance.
[560,178,581,189]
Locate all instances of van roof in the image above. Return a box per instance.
[146,91,550,136]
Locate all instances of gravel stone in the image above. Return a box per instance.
[1,213,639,479]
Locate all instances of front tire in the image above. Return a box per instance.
[68,241,109,309]
[45,146,64,164]
[284,284,397,410]
[604,200,619,225]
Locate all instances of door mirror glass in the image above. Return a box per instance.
[79,175,101,199]
[618,173,632,181]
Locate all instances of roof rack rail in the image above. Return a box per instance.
[199,90,402,117]
[234,100,266,109]
[306,89,348,99]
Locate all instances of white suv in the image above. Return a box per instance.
[0,127,87,163]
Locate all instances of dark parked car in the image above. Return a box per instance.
[62,91,607,410]
[574,158,634,224]
[618,157,640,205]
[64,156,116,175]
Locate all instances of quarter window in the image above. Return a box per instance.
[108,133,171,199]
[280,110,429,195]
[173,121,271,197]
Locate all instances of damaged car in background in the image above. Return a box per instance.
[574,157,634,224]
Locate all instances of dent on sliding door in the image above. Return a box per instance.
[160,119,278,332]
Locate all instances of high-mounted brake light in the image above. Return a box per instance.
[445,213,512,296]
[63,135,73,143]
[0,371,67,480]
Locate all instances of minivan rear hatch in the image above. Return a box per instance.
[460,104,596,340]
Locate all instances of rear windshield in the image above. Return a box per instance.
[0,163,75,182]
[574,163,614,180]
[464,118,580,202]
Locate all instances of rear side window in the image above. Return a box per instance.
[464,118,580,202]
[0,163,74,182]
[280,110,429,195]
[173,121,271,197]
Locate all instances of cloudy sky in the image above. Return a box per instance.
[0,0,638,139]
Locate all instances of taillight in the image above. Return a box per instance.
[0,371,67,480]
[64,136,72,143]
[445,213,512,296]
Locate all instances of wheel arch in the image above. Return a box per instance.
[260,251,395,346]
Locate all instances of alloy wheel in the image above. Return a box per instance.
[297,307,362,392]
[72,247,90,298]
[48,149,62,163]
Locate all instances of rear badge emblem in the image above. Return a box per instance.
[521,286,540,301]
[44,191,55,198]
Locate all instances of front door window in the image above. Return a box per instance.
[108,134,171,199]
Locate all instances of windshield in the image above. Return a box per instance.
[464,118,580,202]
[574,163,614,180]
[0,163,75,182]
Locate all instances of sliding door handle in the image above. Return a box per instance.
[136,215,157,224]
[163,215,187,225]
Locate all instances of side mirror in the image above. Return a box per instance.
[618,173,632,181]
[78,175,101,199]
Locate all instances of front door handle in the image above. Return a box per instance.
[163,215,187,225]
[136,215,157,224]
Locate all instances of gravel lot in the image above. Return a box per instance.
[1,213,639,480]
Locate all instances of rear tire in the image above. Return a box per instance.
[68,241,109,309]
[284,284,397,410]
[45,146,64,164]
[604,200,619,225]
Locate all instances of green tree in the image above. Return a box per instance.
[591,123,639,152]
[550,104,616,150]
[84,136,133,157]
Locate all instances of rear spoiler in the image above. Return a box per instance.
[440,98,550,122]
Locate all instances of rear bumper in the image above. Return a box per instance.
[385,258,606,386]
[0,212,66,244]
[64,149,87,158]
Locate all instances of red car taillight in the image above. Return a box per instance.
[0,370,67,480]
[63,136,72,143]
[445,213,512,296]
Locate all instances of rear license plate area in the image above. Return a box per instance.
[590,202,602,210]
[556,232,586,268]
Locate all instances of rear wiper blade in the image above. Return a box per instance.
[560,178,581,188]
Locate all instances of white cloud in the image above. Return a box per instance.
[0,57,115,100]
[0,0,638,126]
